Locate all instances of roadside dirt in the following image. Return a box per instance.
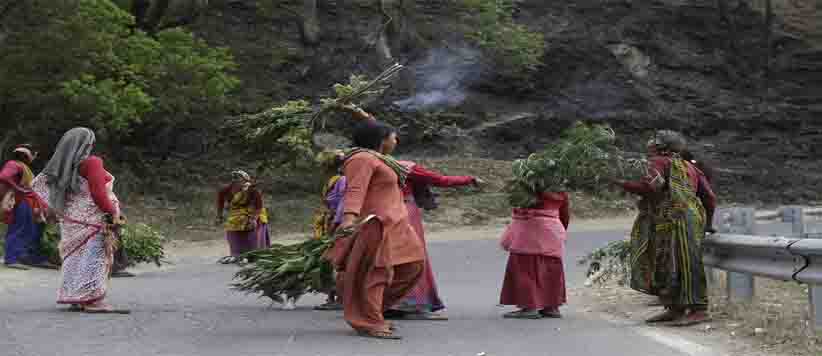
[573,277,821,356]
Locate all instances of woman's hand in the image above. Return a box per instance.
[608,178,626,187]
[339,213,357,230]
[472,177,486,188]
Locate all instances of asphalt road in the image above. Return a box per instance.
[0,226,706,356]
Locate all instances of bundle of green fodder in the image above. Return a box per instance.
[578,238,631,287]
[232,216,377,303]
[505,122,621,208]
[231,237,335,304]
[40,222,168,267]
[226,64,404,167]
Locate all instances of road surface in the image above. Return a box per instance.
[0,223,717,356]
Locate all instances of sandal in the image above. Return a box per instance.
[400,312,448,321]
[503,310,542,319]
[5,263,30,270]
[217,256,238,264]
[82,302,131,314]
[26,262,59,270]
[540,308,562,319]
[666,311,712,327]
[82,307,131,314]
[645,309,683,323]
[383,310,407,320]
[356,329,402,340]
[646,300,664,307]
[314,302,343,311]
[111,271,136,278]
[64,304,84,312]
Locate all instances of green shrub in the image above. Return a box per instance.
[462,0,545,78]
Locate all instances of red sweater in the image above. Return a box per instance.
[400,164,476,197]
[79,156,117,215]
[0,161,29,200]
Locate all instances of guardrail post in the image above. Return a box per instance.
[724,207,755,302]
[782,206,806,237]
[810,286,822,330]
[799,207,822,329]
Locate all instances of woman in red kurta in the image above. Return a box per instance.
[1,144,53,269]
[384,162,480,320]
[332,119,425,340]
[499,192,570,319]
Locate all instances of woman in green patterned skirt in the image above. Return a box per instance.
[615,131,717,326]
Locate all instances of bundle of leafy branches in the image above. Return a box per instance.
[226,64,404,168]
[231,237,335,303]
[578,239,632,287]
[39,222,168,268]
[505,122,621,208]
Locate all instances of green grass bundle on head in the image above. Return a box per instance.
[226,64,404,169]
[506,122,619,208]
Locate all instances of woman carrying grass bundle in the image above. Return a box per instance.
[329,119,424,340]
[1,144,55,270]
[216,170,270,264]
[498,191,570,319]
[32,128,129,313]
[613,130,716,327]
[312,149,347,311]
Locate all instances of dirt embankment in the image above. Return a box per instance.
[164,1,822,206]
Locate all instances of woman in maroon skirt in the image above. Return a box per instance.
[384,161,480,320]
[499,192,569,319]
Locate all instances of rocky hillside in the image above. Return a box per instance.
[179,0,821,204]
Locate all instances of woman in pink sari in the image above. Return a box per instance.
[499,192,570,319]
[32,127,129,314]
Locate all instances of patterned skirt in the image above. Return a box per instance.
[629,207,656,295]
[225,223,271,257]
[58,232,110,305]
[389,200,445,313]
[653,205,708,307]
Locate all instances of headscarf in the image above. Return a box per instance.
[651,130,686,155]
[12,147,34,163]
[41,127,96,213]
[231,170,251,182]
[316,149,345,174]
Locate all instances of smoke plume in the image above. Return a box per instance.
[393,46,486,112]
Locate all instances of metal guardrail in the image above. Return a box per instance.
[704,206,822,329]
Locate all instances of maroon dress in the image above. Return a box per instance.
[499,192,570,311]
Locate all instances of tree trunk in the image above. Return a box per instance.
[147,0,173,33]
[763,0,773,96]
[376,0,402,62]
[132,0,152,31]
[298,0,320,46]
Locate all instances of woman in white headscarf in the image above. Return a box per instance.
[32,127,129,313]
[215,170,270,264]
